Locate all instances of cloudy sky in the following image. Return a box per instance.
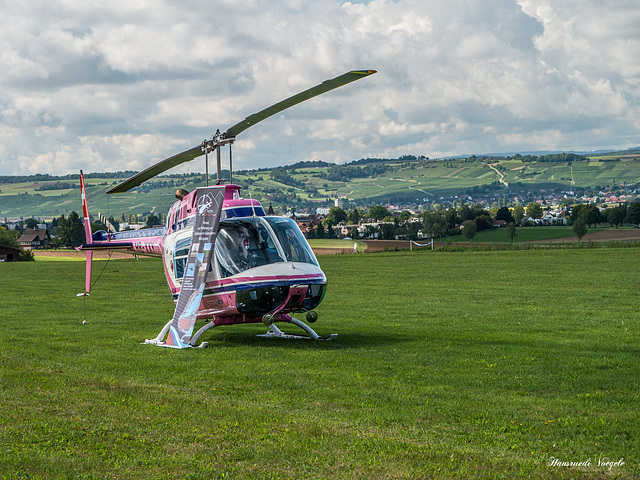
[1,0,639,177]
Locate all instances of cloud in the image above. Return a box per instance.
[0,0,638,176]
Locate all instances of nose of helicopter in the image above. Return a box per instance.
[235,283,326,315]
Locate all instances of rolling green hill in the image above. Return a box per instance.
[2,150,640,221]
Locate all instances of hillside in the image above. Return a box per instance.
[1,150,640,221]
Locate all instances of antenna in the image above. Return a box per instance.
[216,144,222,184]
[229,144,233,185]
[204,145,209,186]
[248,186,256,218]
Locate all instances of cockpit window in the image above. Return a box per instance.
[214,219,286,278]
[173,236,191,279]
[166,203,179,232]
[264,217,318,266]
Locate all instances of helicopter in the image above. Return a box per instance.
[78,69,377,349]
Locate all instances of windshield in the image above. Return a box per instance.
[213,217,318,278]
[264,217,318,266]
[214,218,285,278]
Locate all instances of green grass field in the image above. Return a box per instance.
[1,249,639,478]
[470,226,608,244]
[308,239,364,252]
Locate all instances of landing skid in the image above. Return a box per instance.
[257,318,337,341]
[143,316,336,347]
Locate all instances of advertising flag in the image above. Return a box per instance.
[163,186,225,348]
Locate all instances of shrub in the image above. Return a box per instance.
[19,250,35,261]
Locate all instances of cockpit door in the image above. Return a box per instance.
[164,229,192,289]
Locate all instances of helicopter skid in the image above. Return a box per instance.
[257,318,337,341]
[144,313,336,347]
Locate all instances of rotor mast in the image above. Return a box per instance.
[201,129,235,185]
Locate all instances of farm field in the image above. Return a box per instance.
[308,239,365,254]
[471,226,606,244]
[458,226,640,245]
[1,249,639,478]
[305,228,640,253]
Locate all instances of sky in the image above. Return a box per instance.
[1,0,639,177]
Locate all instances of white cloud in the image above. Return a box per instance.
[0,0,638,176]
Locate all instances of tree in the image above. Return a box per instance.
[526,202,543,220]
[347,208,362,224]
[474,215,493,232]
[625,201,640,225]
[506,222,517,243]
[55,212,85,248]
[462,220,477,243]
[25,218,40,229]
[323,206,347,227]
[368,205,389,221]
[572,218,587,242]
[495,206,515,223]
[399,210,412,223]
[323,221,336,238]
[513,204,525,224]
[363,224,377,239]
[380,223,396,240]
[571,204,602,228]
[459,205,475,222]
[603,207,625,228]
[19,250,35,261]
[305,224,316,239]
[146,213,161,227]
[569,204,585,225]
[424,212,447,241]
[582,205,602,228]
[0,226,20,248]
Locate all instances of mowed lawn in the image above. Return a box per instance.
[1,249,639,479]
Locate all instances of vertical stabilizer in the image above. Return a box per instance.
[80,171,92,243]
[79,171,93,295]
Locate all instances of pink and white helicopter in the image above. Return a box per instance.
[78,70,376,348]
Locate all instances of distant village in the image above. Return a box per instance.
[2,180,639,262]
[282,182,640,240]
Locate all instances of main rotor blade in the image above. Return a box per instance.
[107,69,376,194]
[224,69,377,139]
[107,145,203,194]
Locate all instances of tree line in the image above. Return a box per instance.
[304,201,640,243]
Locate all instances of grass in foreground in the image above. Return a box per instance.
[1,249,639,479]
